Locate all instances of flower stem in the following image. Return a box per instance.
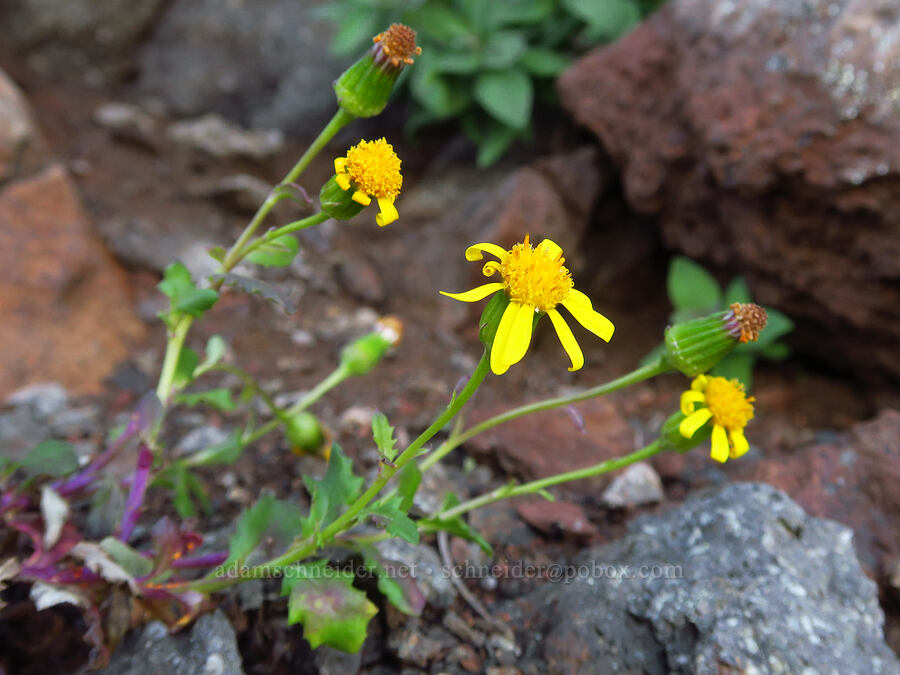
[419,355,671,472]
[283,109,355,186]
[184,352,492,593]
[155,316,193,403]
[238,211,330,259]
[437,439,663,521]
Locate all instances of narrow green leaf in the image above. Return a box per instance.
[667,256,722,313]
[175,389,237,412]
[371,412,398,463]
[171,463,196,518]
[419,493,493,555]
[245,235,300,268]
[474,69,533,129]
[100,537,153,578]
[396,462,421,513]
[21,441,80,477]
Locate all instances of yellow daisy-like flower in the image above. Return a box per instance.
[334,138,402,227]
[441,235,615,375]
[679,375,755,463]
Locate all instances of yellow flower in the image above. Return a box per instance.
[679,375,755,463]
[334,138,402,226]
[441,235,615,375]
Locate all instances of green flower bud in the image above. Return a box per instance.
[284,411,325,455]
[333,24,421,118]
[664,303,767,376]
[319,175,365,221]
[340,316,403,376]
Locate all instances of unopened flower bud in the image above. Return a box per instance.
[340,316,403,376]
[284,411,326,455]
[319,175,365,221]
[658,411,712,453]
[664,303,768,376]
[333,23,421,118]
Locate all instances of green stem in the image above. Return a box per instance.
[239,211,330,259]
[283,108,355,186]
[438,440,663,521]
[241,365,351,447]
[155,317,193,403]
[185,352,492,593]
[419,356,671,472]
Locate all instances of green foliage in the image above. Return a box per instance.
[368,496,419,544]
[226,494,304,568]
[302,444,365,538]
[153,462,211,519]
[419,492,492,555]
[175,389,238,412]
[359,548,423,616]
[281,561,378,652]
[317,0,663,165]
[371,412,398,463]
[20,440,80,477]
[245,235,300,268]
[660,256,795,388]
[158,262,218,328]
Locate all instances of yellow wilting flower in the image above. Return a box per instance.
[333,138,402,226]
[679,375,755,463]
[441,235,615,375]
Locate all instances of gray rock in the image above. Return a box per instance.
[0,68,49,182]
[6,382,68,417]
[93,102,157,144]
[501,483,900,674]
[166,114,284,161]
[175,426,232,457]
[187,174,273,214]
[314,645,363,675]
[98,610,244,675]
[136,0,344,133]
[601,461,664,508]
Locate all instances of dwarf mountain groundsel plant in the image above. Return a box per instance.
[0,23,771,662]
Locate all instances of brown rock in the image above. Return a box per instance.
[0,69,50,184]
[516,499,599,540]
[465,397,633,496]
[0,164,145,396]
[559,0,900,379]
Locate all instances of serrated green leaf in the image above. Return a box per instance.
[158,262,218,318]
[172,348,200,390]
[227,494,276,567]
[359,549,424,616]
[158,262,193,301]
[208,246,226,263]
[371,412,398,463]
[175,388,237,412]
[369,497,419,544]
[245,235,299,268]
[176,288,218,317]
[211,273,296,314]
[396,462,421,513]
[283,561,377,653]
[474,69,533,129]
[724,277,753,305]
[520,47,571,76]
[668,256,722,313]
[303,444,364,534]
[419,493,492,555]
[100,537,153,578]
[21,441,80,477]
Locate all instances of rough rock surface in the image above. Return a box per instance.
[136,0,343,132]
[98,611,244,675]
[0,70,50,184]
[0,164,145,396]
[500,482,900,674]
[560,0,900,379]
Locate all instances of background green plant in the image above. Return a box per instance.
[317,0,665,166]
[645,256,794,388]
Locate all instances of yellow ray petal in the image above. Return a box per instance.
[482,261,502,278]
[465,243,508,262]
[566,288,593,308]
[679,407,713,438]
[490,301,520,375]
[537,238,563,259]
[729,429,750,458]
[680,390,706,416]
[439,283,504,303]
[501,303,536,368]
[352,190,372,206]
[334,157,348,173]
[562,299,615,342]
[375,196,398,226]
[710,424,729,463]
[691,375,709,392]
[335,173,352,191]
[548,309,584,372]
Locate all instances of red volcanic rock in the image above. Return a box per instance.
[559,0,900,379]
